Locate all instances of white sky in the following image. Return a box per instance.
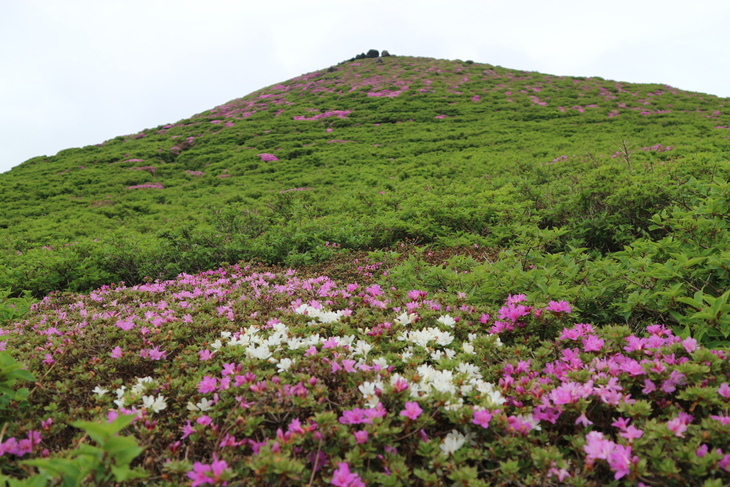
[2,0,729,174]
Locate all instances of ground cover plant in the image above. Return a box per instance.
[1,53,730,485]
[2,263,730,485]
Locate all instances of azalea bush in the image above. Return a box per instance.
[1,264,730,485]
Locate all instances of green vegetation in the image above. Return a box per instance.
[0,55,729,485]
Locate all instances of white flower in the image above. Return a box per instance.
[440,430,467,455]
[457,362,481,378]
[395,312,415,326]
[196,398,214,411]
[359,381,382,407]
[142,395,167,414]
[246,344,272,360]
[92,386,109,397]
[437,315,456,327]
[115,386,126,398]
[277,358,294,373]
[353,340,372,357]
[462,343,475,355]
[210,339,223,350]
[444,398,464,411]
[372,357,388,369]
[430,350,444,361]
[186,401,199,412]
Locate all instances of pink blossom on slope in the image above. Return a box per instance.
[400,401,423,420]
[545,300,572,313]
[198,376,218,394]
[258,153,279,162]
[330,462,365,487]
[472,409,492,428]
[667,417,687,437]
[608,444,637,480]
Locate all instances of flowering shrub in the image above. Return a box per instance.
[1,263,730,485]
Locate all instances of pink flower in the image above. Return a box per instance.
[582,335,604,352]
[147,346,166,360]
[545,300,572,313]
[584,431,614,462]
[682,337,698,353]
[330,462,365,487]
[472,409,492,428]
[719,383,730,399]
[619,425,644,441]
[354,430,368,444]
[196,415,212,427]
[181,421,195,439]
[608,444,637,480]
[110,346,123,358]
[198,376,218,394]
[667,417,687,437]
[400,402,423,420]
[258,153,279,162]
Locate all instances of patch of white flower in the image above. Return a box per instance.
[142,394,167,414]
[276,357,294,372]
[294,304,346,324]
[395,312,416,326]
[187,397,214,412]
[398,327,454,348]
[92,386,108,398]
[440,430,468,455]
[437,315,456,328]
[352,340,373,357]
[359,380,384,407]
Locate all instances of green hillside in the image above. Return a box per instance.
[1,54,730,485]
[2,55,729,341]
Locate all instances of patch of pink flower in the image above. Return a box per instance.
[258,153,279,162]
[127,182,164,190]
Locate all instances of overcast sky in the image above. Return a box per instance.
[2,0,729,174]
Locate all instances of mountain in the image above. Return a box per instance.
[1,55,729,309]
[2,55,730,486]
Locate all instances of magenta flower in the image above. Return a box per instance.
[181,421,195,439]
[719,383,730,399]
[187,456,231,486]
[667,417,687,437]
[330,462,365,487]
[400,401,423,420]
[545,300,572,313]
[583,431,614,462]
[582,335,604,352]
[257,153,279,162]
[354,430,368,444]
[619,425,644,441]
[198,376,218,394]
[472,409,492,428]
[608,444,636,480]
